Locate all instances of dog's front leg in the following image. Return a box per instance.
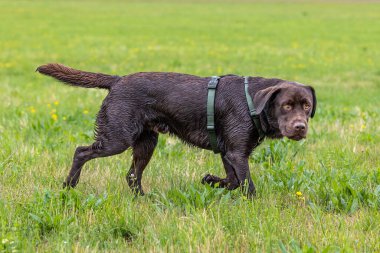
[224,151,256,198]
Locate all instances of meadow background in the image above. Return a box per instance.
[1,0,380,252]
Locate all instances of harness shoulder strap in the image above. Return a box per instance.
[244,76,265,141]
[207,76,220,153]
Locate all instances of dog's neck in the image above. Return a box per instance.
[260,108,282,139]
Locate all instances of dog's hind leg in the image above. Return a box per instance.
[127,130,158,196]
[63,141,128,188]
[201,154,239,190]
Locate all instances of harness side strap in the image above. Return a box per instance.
[244,76,265,140]
[207,76,220,153]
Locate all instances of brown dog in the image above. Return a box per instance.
[37,63,316,197]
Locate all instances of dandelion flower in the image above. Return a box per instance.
[29,107,36,113]
[296,191,302,197]
[51,113,58,121]
[54,101,59,106]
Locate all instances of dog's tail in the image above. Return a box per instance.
[36,63,121,90]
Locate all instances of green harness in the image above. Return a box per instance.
[207,76,265,154]
[206,76,220,153]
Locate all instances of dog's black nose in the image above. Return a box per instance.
[294,122,306,132]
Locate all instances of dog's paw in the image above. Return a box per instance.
[201,174,212,185]
[63,176,79,189]
[132,187,145,197]
[201,174,222,186]
[62,181,74,189]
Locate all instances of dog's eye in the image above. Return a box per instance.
[283,104,292,111]
[303,103,311,111]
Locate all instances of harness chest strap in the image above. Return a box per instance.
[244,76,266,141]
[207,76,220,153]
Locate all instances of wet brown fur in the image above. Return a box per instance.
[37,63,316,197]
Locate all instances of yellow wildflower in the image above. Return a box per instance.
[54,101,59,106]
[29,107,36,113]
[296,191,302,197]
[51,113,58,121]
[83,110,89,114]
[47,103,51,108]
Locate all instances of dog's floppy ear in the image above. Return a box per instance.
[307,86,317,118]
[253,85,283,114]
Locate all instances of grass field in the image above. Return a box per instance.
[1,0,380,252]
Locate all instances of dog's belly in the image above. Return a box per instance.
[147,120,210,149]
[171,129,210,149]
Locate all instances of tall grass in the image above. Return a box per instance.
[1,0,379,252]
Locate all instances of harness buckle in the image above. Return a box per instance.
[208,76,219,89]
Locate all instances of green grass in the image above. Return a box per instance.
[1,0,380,252]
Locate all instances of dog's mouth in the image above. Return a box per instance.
[287,134,305,141]
[281,126,307,141]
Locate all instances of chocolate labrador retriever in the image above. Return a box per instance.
[37,63,316,197]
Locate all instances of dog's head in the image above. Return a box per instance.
[254,82,316,141]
